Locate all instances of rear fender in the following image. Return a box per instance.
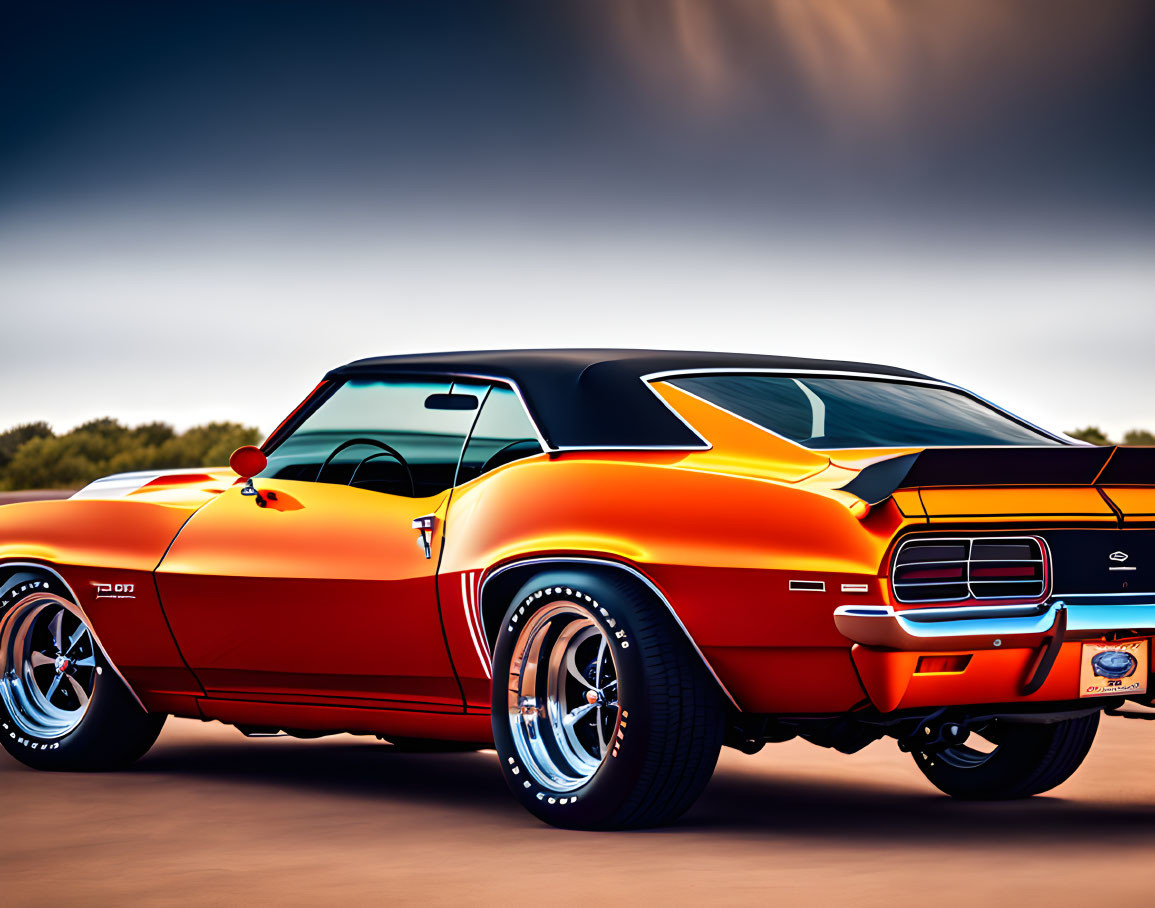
[476,555,740,709]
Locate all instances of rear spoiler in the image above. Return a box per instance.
[840,446,1155,506]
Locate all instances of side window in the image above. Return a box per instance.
[262,378,480,498]
[457,385,543,484]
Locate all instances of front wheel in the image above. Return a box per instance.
[911,713,1099,800]
[491,570,724,830]
[0,589,166,771]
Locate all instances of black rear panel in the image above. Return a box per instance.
[1041,529,1155,596]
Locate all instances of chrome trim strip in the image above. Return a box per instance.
[1066,603,1155,634]
[834,602,1061,651]
[644,367,955,385]
[71,469,177,499]
[0,561,147,710]
[460,571,491,681]
[834,598,1155,652]
[476,556,740,709]
[850,601,1048,622]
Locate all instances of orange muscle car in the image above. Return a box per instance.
[1,350,1152,829]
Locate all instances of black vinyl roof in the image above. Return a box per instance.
[326,349,935,450]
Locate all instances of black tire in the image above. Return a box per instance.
[490,569,724,830]
[0,576,166,772]
[912,713,1099,800]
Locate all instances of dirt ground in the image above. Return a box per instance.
[1,715,1152,906]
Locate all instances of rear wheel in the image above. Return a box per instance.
[491,570,724,829]
[911,714,1099,800]
[0,588,166,771]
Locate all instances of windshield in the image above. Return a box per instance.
[664,375,1061,449]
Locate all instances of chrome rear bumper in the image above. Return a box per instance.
[834,599,1155,652]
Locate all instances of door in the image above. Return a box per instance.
[155,376,482,707]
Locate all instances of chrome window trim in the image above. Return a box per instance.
[283,365,1067,456]
[0,561,147,711]
[643,367,1070,453]
[262,371,554,480]
[476,555,740,710]
[890,535,1053,605]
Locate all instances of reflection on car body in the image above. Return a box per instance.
[1,350,1152,829]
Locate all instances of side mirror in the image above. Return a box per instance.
[229,445,268,480]
[425,392,478,411]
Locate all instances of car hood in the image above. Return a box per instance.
[71,467,237,506]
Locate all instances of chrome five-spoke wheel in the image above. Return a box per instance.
[0,594,98,739]
[492,573,725,828]
[507,601,620,792]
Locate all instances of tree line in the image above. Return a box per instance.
[1067,427,1155,446]
[0,419,261,490]
[0,419,1150,491]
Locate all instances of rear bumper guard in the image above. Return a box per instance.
[834,599,1155,653]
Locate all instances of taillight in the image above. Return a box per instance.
[891,536,1047,604]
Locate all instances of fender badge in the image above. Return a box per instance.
[93,582,136,599]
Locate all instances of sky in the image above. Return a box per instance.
[2,1,1153,440]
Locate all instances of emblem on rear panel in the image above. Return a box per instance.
[1108,551,1129,562]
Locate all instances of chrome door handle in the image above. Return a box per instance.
[412,515,436,559]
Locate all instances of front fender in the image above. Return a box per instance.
[0,499,206,709]
[0,498,203,570]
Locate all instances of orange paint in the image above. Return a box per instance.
[2,362,1152,734]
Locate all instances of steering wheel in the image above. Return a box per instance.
[316,437,415,498]
[478,438,540,476]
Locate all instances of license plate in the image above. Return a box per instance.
[1079,639,1149,698]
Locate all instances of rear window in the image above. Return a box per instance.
[665,375,1060,449]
